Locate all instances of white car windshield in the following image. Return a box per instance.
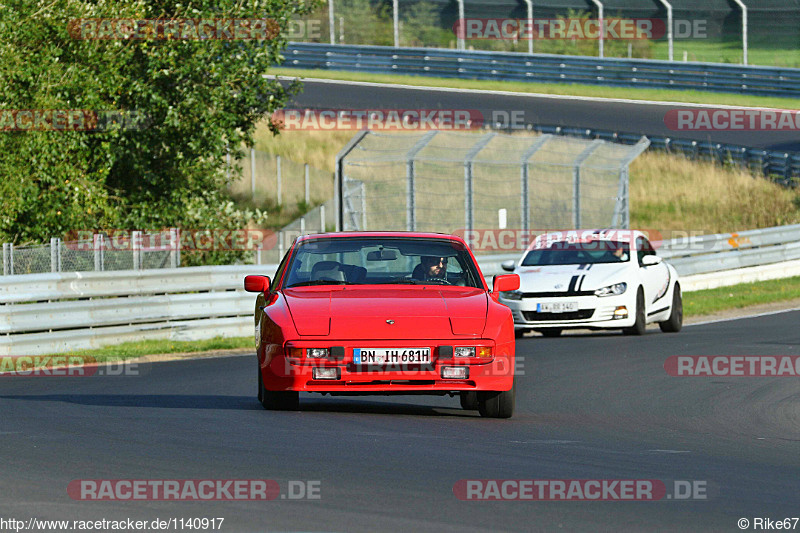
[521,241,631,266]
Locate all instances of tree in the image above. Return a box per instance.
[0,0,315,263]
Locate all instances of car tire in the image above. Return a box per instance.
[659,284,683,333]
[459,391,479,410]
[539,329,562,337]
[258,367,299,411]
[623,288,646,336]
[514,328,526,339]
[477,384,515,419]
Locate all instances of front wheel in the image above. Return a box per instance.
[623,288,646,336]
[659,284,683,333]
[477,384,515,418]
[258,366,299,411]
[459,391,479,410]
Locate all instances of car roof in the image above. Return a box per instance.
[528,229,646,250]
[295,231,467,244]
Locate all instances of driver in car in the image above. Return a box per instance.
[413,256,448,282]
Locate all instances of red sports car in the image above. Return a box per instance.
[244,232,520,418]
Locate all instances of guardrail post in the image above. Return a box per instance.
[132,230,141,271]
[50,237,58,272]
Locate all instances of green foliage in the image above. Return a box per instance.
[0,0,316,264]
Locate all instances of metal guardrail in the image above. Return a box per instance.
[529,125,800,185]
[283,42,800,98]
[2,224,800,355]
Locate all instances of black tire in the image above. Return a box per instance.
[459,391,479,410]
[258,366,299,411]
[514,328,526,339]
[659,284,683,333]
[477,384,515,419]
[539,328,562,337]
[623,288,646,336]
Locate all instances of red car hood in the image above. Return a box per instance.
[283,286,488,338]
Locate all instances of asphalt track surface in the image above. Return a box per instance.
[286,78,800,151]
[2,310,800,532]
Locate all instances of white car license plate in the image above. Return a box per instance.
[353,348,431,364]
[537,302,578,313]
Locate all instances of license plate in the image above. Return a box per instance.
[537,301,578,313]
[353,348,431,364]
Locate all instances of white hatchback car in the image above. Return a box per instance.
[499,230,682,337]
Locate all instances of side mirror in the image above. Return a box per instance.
[641,255,662,266]
[501,260,516,272]
[492,274,520,294]
[244,275,271,293]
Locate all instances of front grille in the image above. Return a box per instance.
[522,291,594,298]
[522,309,595,321]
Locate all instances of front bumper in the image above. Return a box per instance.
[500,293,636,329]
[261,339,514,393]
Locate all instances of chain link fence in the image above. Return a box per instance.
[2,230,179,276]
[229,147,335,207]
[335,130,649,254]
[290,0,800,66]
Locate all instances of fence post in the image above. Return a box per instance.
[572,140,603,229]
[57,238,62,272]
[255,242,263,265]
[320,205,326,232]
[93,233,105,271]
[276,155,282,206]
[463,133,496,233]
[304,163,310,205]
[50,237,58,272]
[132,230,141,271]
[250,147,256,200]
[169,227,179,268]
[2,243,9,276]
[328,0,335,44]
[520,135,551,235]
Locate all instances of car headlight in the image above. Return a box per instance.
[594,282,627,297]
[500,290,523,300]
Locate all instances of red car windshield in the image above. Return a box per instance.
[522,241,631,266]
[282,237,483,288]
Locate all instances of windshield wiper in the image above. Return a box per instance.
[286,280,358,288]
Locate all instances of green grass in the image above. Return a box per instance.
[649,41,800,68]
[48,336,253,364]
[270,67,800,109]
[684,276,800,317]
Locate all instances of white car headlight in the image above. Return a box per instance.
[500,290,523,300]
[594,282,627,297]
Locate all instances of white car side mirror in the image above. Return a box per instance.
[641,255,662,266]
[501,260,516,272]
